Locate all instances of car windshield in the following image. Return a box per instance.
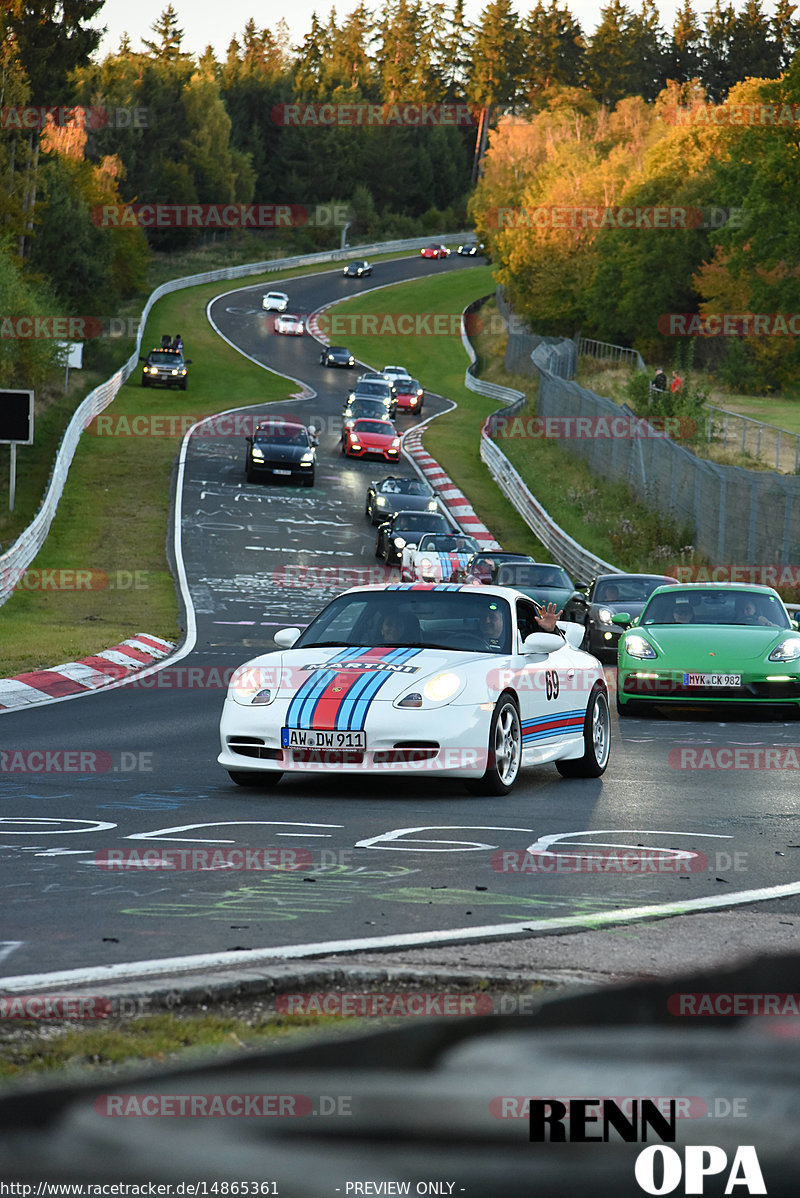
[266,293,285,301]
[353,421,393,435]
[418,535,479,552]
[594,578,668,604]
[394,513,449,532]
[496,564,571,588]
[329,346,349,354]
[295,590,513,654]
[356,380,390,395]
[347,402,386,418]
[641,589,791,627]
[380,479,430,496]
[254,426,308,445]
[395,379,420,391]
[147,352,182,365]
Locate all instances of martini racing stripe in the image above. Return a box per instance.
[385,583,464,591]
[325,647,421,730]
[522,709,586,743]
[286,646,368,729]
[285,647,421,731]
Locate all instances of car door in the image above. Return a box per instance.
[513,598,585,756]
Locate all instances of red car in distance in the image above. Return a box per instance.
[420,244,450,259]
[393,377,425,415]
[342,418,401,462]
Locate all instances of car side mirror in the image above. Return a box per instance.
[184,358,192,365]
[611,612,632,626]
[274,627,302,648]
[523,632,565,655]
[245,436,253,445]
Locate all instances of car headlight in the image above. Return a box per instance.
[768,639,800,662]
[426,500,437,510]
[623,635,657,659]
[229,665,280,705]
[598,608,614,624]
[300,452,314,464]
[423,673,463,703]
[251,448,264,460]
[420,557,433,571]
[392,437,401,447]
[394,536,407,548]
[376,496,387,506]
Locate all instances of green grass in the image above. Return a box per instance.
[0,251,439,676]
[0,1012,360,1082]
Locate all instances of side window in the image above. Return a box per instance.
[516,599,541,645]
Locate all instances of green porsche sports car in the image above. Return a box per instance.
[615,583,800,715]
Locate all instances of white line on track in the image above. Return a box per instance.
[5,880,800,992]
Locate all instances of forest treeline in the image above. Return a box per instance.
[2,0,800,390]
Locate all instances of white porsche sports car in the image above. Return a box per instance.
[218,584,610,794]
[401,532,481,582]
[274,313,305,335]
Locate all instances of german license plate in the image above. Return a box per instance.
[683,673,741,687]
[282,728,366,749]
[273,469,292,476]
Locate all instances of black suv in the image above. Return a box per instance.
[140,347,191,390]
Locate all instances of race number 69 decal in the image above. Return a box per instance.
[545,669,559,701]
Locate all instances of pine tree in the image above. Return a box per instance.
[142,6,192,64]
[583,1,639,107]
[667,0,704,83]
[520,1,585,99]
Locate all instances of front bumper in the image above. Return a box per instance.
[219,699,490,777]
[618,668,800,705]
[344,444,399,460]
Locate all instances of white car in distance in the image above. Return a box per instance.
[262,291,289,312]
[274,313,305,336]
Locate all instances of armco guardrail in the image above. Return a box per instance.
[0,234,469,608]
[467,305,620,580]
[461,297,525,405]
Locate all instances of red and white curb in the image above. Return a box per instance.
[403,426,501,550]
[0,634,176,711]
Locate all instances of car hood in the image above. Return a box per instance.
[377,495,435,514]
[633,624,792,662]
[236,646,504,706]
[252,442,312,462]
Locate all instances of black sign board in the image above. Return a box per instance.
[0,390,34,444]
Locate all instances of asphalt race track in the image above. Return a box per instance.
[2,253,800,984]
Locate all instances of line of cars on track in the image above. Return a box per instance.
[220,259,800,794]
